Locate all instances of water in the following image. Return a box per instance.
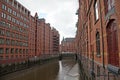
[0,60,77,80]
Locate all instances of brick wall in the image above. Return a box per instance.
[76,0,120,79]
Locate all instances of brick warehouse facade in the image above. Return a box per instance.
[0,0,30,64]
[0,0,60,66]
[76,0,120,80]
[61,38,76,53]
[29,15,36,61]
[52,28,60,54]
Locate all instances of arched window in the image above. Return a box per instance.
[96,32,100,56]
[94,0,99,21]
[104,0,115,14]
[106,20,119,66]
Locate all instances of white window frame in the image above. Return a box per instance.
[94,1,99,21]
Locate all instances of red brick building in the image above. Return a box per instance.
[35,13,41,58]
[29,15,35,61]
[38,20,60,55]
[29,16,60,58]
[49,27,53,54]
[61,38,75,53]
[52,28,60,54]
[0,0,30,65]
[44,23,50,55]
[76,0,120,79]
[39,18,45,55]
[0,0,60,66]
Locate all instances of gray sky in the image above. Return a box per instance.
[18,0,78,41]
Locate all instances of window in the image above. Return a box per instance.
[4,0,9,3]
[24,24,27,28]
[7,15,11,21]
[14,26,18,31]
[6,31,11,37]
[13,11,16,16]
[96,32,100,56]
[8,8,12,13]
[23,49,25,54]
[108,0,114,10]
[0,21,6,27]
[94,0,99,21]
[26,49,28,54]
[0,56,3,59]
[0,48,4,54]
[107,20,119,66]
[11,40,15,45]
[4,0,7,2]
[19,49,22,54]
[19,42,23,46]
[15,48,18,53]
[0,38,4,44]
[26,43,28,47]
[0,29,5,36]
[12,18,16,23]
[19,28,23,32]
[1,13,6,18]
[6,23,11,28]
[6,48,9,54]
[104,0,114,14]
[20,22,23,26]
[11,48,14,54]
[11,32,15,38]
[16,34,19,39]
[17,13,20,17]
[2,4,6,10]
[11,26,16,30]
[24,18,27,22]
[21,16,23,20]
[16,20,19,24]
[6,39,11,45]
[16,41,19,46]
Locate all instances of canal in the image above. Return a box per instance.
[0,59,79,80]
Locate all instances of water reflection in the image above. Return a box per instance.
[59,61,62,72]
[1,60,76,80]
[56,60,76,80]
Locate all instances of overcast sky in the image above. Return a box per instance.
[18,0,78,41]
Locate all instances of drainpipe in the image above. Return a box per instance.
[35,17,37,60]
[99,0,105,79]
[43,22,45,58]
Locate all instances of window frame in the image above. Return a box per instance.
[94,0,99,21]
[6,48,9,54]
[0,38,4,44]
[96,32,101,56]
[2,4,6,10]
[0,48,4,54]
